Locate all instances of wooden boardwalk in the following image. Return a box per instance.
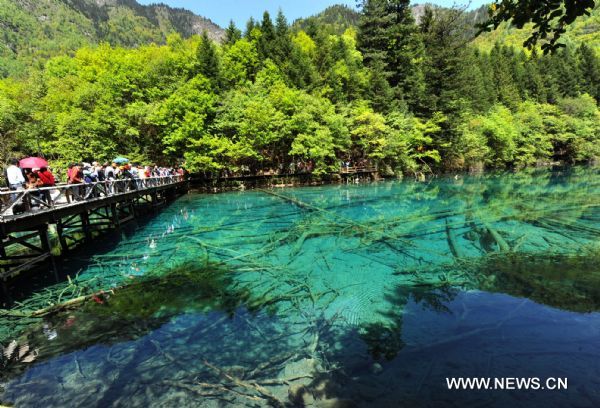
[0,176,187,298]
[191,167,378,183]
[339,166,378,175]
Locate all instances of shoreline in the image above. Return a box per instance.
[188,162,595,193]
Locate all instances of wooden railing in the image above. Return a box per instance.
[0,175,184,220]
[340,166,378,174]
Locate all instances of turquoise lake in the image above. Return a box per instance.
[2,166,600,407]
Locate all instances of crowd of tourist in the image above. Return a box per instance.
[2,158,186,212]
[5,160,184,189]
[63,162,185,185]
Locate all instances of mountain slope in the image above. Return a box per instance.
[293,4,360,35]
[472,5,600,52]
[1,0,596,79]
[291,2,598,52]
[0,0,224,77]
[291,3,488,35]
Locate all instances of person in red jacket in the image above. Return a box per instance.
[32,167,56,205]
[66,163,83,201]
[67,163,82,184]
[36,167,55,187]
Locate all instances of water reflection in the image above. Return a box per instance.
[478,249,600,312]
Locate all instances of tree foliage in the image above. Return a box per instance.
[0,1,599,178]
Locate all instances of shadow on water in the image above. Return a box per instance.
[0,259,313,407]
[299,248,600,407]
[476,250,600,312]
[1,260,245,371]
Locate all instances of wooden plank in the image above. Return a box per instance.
[0,253,51,280]
[1,254,47,260]
[3,231,40,247]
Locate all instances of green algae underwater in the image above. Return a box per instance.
[2,166,600,407]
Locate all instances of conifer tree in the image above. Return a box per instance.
[304,19,319,39]
[553,47,580,98]
[577,43,600,101]
[357,0,424,109]
[539,53,560,103]
[224,20,242,45]
[384,0,423,91]
[478,52,498,106]
[419,6,473,115]
[274,10,293,63]
[313,29,334,76]
[258,11,277,61]
[490,44,521,108]
[244,17,257,38]
[451,49,492,113]
[196,31,221,89]
[275,9,289,38]
[286,45,317,89]
[523,48,546,102]
[510,50,528,99]
[357,0,390,66]
[367,58,393,112]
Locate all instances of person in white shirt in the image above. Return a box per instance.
[5,159,26,202]
[6,159,25,188]
[103,163,116,195]
[104,163,116,180]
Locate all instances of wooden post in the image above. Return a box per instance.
[81,211,92,242]
[39,224,59,282]
[131,199,138,218]
[0,231,7,304]
[56,220,69,254]
[0,231,6,259]
[151,191,159,212]
[111,203,121,229]
[1,279,11,306]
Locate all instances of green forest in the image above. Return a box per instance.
[1,1,599,178]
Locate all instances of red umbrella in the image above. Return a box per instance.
[19,157,48,169]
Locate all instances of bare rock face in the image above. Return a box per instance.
[149,4,225,42]
[92,0,117,6]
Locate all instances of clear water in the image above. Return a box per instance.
[2,167,600,407]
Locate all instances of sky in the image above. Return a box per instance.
[137,0,489,28]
